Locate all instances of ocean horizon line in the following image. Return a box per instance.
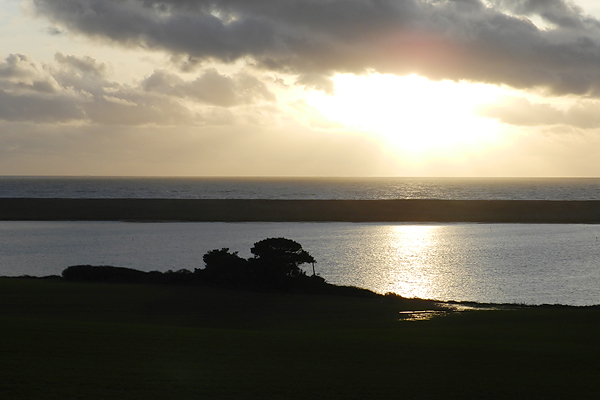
[1,175,600,179]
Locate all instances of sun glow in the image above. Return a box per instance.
[306,73,506,155]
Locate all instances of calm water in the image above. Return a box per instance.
[3,176,600,306]
[1,221,599,306]
[2,176,600,200]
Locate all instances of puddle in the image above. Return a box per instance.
[398,303,497,321]
[398,310,448,321]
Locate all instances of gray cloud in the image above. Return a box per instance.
[0,54,82,122]
[479,96,600,128]
[0,54,61,93]
[54,52,108,78]
[0,90,84,123]
[0,53,274,125]
[32,0,600,95]
[491,0,595,29]
[142,68,275,106]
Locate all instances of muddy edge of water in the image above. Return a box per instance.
[1,198,600,223]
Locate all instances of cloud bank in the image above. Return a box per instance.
[32,0,600,95]
[3,0,600,177]
[0,52,275,125]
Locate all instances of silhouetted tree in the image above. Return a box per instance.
[249,238,316,279]
[200,248,250,286]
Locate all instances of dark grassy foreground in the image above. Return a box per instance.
[1,278,600,399]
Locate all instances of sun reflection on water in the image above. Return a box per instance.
[386,225,441,299]
[353,224,457,300]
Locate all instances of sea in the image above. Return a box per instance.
[2,176,600,200]
[1,176,600,306]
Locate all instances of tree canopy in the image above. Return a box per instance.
[201,248,249,286]
[250,237,316,278]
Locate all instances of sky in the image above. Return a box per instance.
[2,0,600,177]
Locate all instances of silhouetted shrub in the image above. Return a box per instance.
[60,238,378,297]
[62,265,199,285]
[199,248,250,287]
[62,265,149,283]
[191,238,319,291]
[162,268,194,284]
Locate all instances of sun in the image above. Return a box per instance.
[305,73,506,155]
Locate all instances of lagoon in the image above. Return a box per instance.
[2,221,600,306]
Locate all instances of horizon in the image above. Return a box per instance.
[3,175,600,180]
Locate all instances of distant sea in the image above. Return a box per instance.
[1,176,600,200]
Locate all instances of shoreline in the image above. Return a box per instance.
[1,198,600,223]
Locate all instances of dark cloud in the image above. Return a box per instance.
[492,0,595,29]
[32,0,600,95]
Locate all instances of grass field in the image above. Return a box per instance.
[1,278,599,399]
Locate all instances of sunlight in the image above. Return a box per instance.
[385,224,440,299]
[306,73,506,155]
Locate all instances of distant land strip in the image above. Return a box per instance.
[1,198,600,223]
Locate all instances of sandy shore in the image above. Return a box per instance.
[1,198,599,222]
